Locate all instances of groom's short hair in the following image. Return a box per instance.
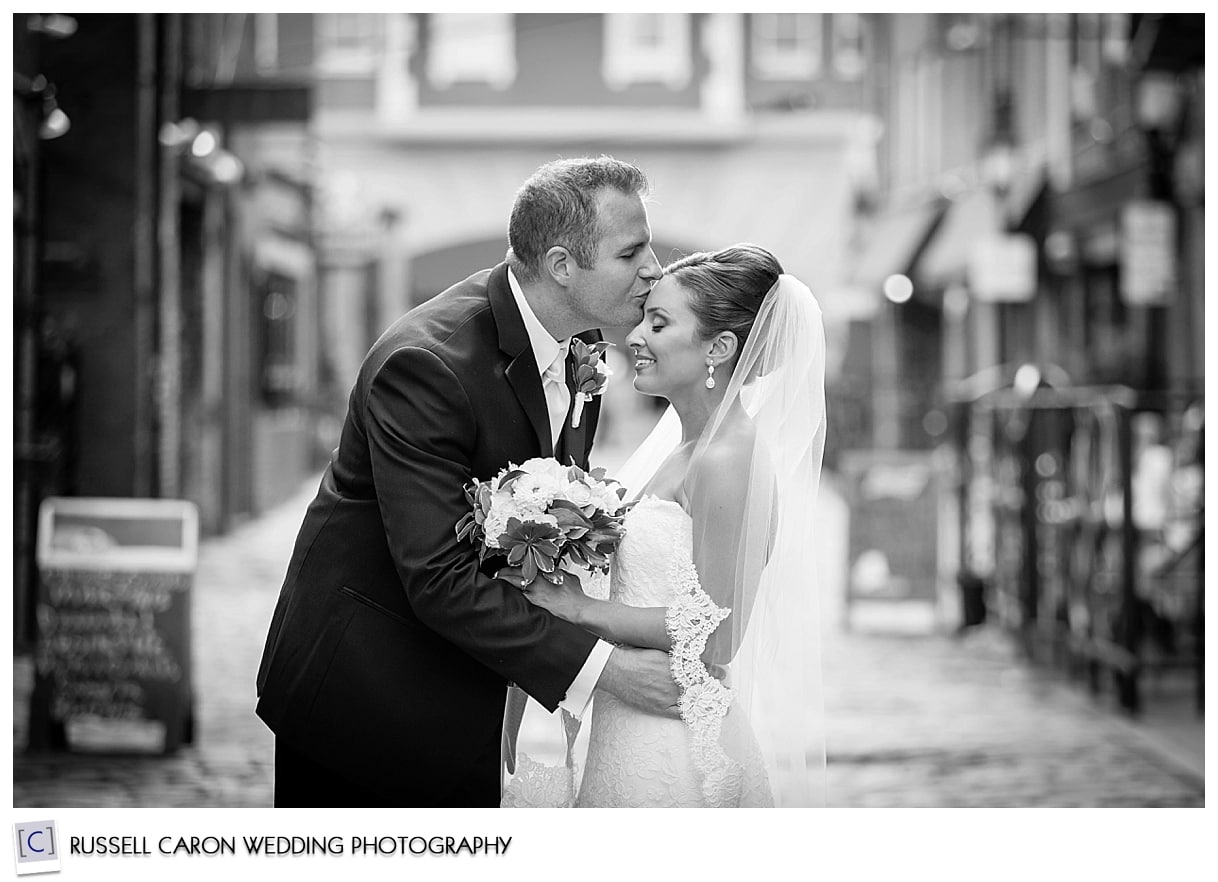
[506,156,650,283]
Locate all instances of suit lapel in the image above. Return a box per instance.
[506,355,553,457]
[489,264,553,457]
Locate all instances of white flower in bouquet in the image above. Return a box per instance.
[517,457,569,482]
[560,480,594,507]
[513,472,563,513]
[455,457,634,586]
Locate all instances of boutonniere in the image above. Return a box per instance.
[569,339,613,429]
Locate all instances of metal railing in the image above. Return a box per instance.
[954,383,1203,714]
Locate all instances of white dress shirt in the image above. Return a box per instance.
[507,268,570,446]
[507,269,614,718]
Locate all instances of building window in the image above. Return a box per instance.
[318,13,380,76]
[831,13,864,81]
[426,13,516,90]
[255,13,278,74]
[603,13,691,90]
[752,13,822,80]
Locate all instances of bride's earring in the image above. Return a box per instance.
[705,358,716,390]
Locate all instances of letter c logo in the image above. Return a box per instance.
[26,830,45,853]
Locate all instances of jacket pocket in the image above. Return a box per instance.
[338,585,413,629]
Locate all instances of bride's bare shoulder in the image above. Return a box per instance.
[689,423,756,488]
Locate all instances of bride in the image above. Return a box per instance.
[500,244,827,807]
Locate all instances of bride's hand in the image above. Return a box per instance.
[496,566,588,624]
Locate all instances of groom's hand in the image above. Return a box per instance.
[595,647,681,719]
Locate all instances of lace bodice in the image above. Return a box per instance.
[502,495,772,808]
[608,495,694,607]
[580,495,770,807]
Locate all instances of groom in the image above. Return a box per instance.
[255,156,677,807]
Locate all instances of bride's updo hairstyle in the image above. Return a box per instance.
[663,244,783,362]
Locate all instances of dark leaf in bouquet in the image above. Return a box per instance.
[503,515,525,533]
[497,469,528,491]
[476,483,493,513]
[455,511,475,542]
[549,506,590,525]
[504,518,561,549]
[574,533,595,550]
[550,504,593,535]
[588,467,608,482]
[566,465,586,483]
[588,509,621,529]
[550,498,591,518]
[582,541,611,559]
[585,527,624,550]
[556,524,590,542]
[520,553,538,585]
[500,519,562,580]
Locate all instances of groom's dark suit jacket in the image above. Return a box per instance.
[255,263,602,806]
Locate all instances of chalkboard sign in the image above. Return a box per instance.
[29,498,197,753]
[840,450,943,626]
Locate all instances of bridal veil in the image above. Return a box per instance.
[620,272,828,806]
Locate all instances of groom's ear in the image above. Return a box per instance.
[708,331,739,365]
[544,246,574,287]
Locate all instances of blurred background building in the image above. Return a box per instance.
[13,11,880,638]
[842,13,1203,718]
[12,13,1203,749]
[298,12,877,452]
[14,14,323,647]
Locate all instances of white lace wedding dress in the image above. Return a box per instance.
[503,495,773,808]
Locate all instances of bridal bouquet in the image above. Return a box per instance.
[456,457,632,587]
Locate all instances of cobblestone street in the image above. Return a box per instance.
[823,626,1203,806]
[11,474,1204,808]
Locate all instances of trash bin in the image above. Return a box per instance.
[28,497,198,753]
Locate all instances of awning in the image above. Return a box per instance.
[916,189,1003,289]
[849,200,946,292]
[916,169,1046,290]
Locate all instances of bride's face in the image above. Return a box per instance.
[626,276,710,398]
